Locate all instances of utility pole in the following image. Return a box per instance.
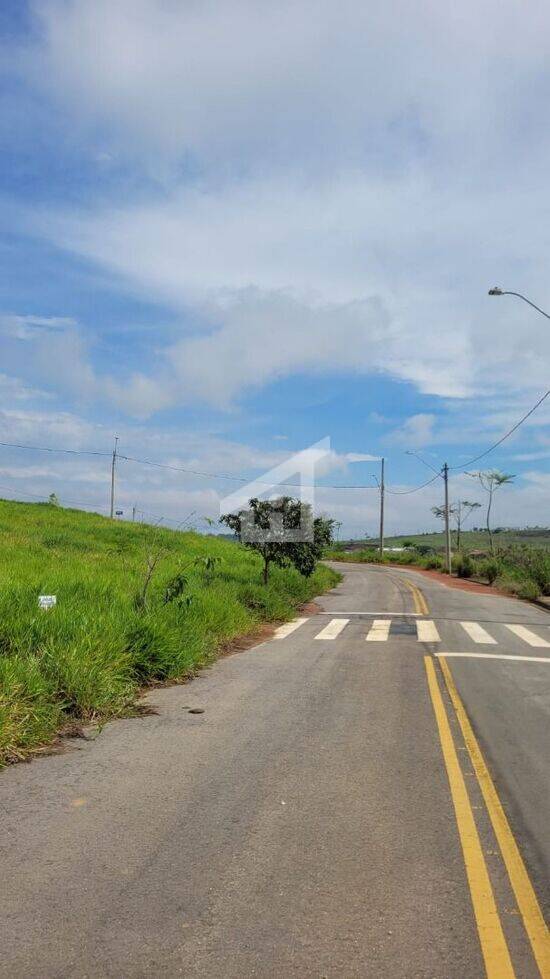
[443,462,452,574]
[109,436,119,519]
[378,457,385,556]
[132,504,136,523]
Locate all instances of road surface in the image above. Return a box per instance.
[1,562,549,978]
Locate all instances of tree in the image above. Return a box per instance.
[220,496,335,584]
[48,492,60,507]
[431,500,481,551]
[467,471,515,553]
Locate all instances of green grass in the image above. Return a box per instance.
[326,539,550,602]
[0,499,340,765]
[347,528,550,551]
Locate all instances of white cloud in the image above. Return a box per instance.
[0,373,52,402]
[26,0,550,174]
[344,453,380,463]
[2,1,545,416]
[0,403,545,535]
[0,0,547,537]
[389,414,436,449]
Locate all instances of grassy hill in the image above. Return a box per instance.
[0,499,339,765]
[346,528,550,552]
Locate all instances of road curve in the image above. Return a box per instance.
[0,562,548,978]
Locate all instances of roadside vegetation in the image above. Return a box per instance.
[350,527,550,552]
[326,539,550,601]
[0,498,339,766]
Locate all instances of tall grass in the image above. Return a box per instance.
[0,500,339,765]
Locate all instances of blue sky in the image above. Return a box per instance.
[0,0,549,535]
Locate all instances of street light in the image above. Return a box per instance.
[488,287,550,320]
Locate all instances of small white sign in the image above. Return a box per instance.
[39,595,57,610]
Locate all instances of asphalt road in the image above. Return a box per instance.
[1,563,549,978]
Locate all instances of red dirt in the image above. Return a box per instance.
[396,565,513,597]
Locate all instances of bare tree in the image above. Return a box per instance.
[431,500,481,550]
[467,471,515,553]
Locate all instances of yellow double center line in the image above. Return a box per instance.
[404,573,549,976]
[404,578,429,616]
[439,657,550,978]
[425,657,515,977]
[426,655,550,978]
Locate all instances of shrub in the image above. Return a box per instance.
[516,580,541,601]
[496,577,541,601]
[423,556,443,570]
[479,559,500,585]
[452,554,474,578]
[496,545,550,596]
[418,545,433,557]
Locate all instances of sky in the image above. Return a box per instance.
[0,0,549,537]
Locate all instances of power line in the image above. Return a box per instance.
[0,440,110,457]
[117,453,380,490]
[449,387,550,470]
[0,438,379,489]
[0,436,448,496]
[385,472,442,495]
[4,383,547,502]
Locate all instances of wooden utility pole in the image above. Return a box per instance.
[378,457,385,556]
[109,436,118,519]
[443,462,452,574]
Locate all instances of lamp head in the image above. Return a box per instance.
[488,286,503,295]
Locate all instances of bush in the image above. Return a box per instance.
[452,554,474,578]
[423,556,443,570]
[516,580,541,601]
[478,559,500,585]
[496,545,550,596]
[496,577,541,601]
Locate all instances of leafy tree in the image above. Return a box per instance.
[48,492,60,507]
[467,471,514,553]
[220,496,335,584]
[431,500,481,550]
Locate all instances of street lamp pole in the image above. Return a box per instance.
[488,287,550,321]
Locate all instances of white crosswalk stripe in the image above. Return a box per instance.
[273,618,308,639]
[416,620,441,643]
[274,617,550,647]
[366,619,391,642]
[460,621,497,645]
[504,624,550,648]
[315,618,349,640]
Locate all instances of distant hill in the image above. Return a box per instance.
[341,527,550,552]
